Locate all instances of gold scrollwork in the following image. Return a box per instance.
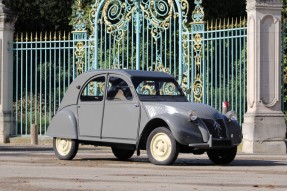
[88,81,106,95]
[192,74,203,103]
[180,0,189,28]
[89,0,100,37]
[140,0,174,40]
[75,41,85,75]
[192,32,203,102]
[149,63,170,74]
[141,84,156,95]
[163,82,176,95]
[102,0,136,41]
[76,60,84,74]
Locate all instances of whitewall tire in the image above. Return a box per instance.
[147,127,179,165]
[53,137,79,160]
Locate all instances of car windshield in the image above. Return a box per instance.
[131,77,188,102]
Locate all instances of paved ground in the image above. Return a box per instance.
[0,144,287,191]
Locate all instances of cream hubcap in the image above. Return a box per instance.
[55,138,72,156]
[150,132,172,161]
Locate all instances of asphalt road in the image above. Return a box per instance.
[0,144,287,191]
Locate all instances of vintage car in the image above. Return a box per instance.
[47,69,242,165]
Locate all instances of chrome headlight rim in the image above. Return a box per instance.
[188,110,198,121]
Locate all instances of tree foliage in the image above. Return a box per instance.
[2,0,247,32]
[202,0,246,20]
[2,0,73,32]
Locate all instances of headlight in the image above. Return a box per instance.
[189,110,198,121]
[225,110,237,121]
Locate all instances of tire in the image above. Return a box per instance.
[146,127,179,165]
[111,147,135,161]
[53,137,79,160]
[207,147,237,165]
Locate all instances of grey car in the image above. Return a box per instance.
[47,69,242,165]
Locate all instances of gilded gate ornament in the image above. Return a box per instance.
[89,82,105,95]
[102,0,136,41]
[73,0,88,75]
[190,0,204,103]
[75,41,86,75]
[140,0,174,40]
[73,0,87,32]
[180,0,189,29]
[192,0,204,23]
[192,74,203,103]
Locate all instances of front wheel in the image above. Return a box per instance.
[53,137,79,160]
[207,147,237,165]
[146,127,179,165]
[111,147,135,161]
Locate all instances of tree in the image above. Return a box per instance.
[2,0,73,31]
[3,0,247,32]
[202,0,246,20]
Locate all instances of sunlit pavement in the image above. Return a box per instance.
[0,144,287,191]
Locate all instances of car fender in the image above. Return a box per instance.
[144,113,204,146]
[46,108,78,139]
[225,120,242,145]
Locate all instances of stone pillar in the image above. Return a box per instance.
[242,0,286,153]
[0,0,15,143]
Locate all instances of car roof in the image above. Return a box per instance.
[84,69,174,78]
[58,69,175,110]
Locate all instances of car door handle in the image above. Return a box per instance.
[134,104,139,107]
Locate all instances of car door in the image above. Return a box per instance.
[78,75,106,139]
[101,74,140,142]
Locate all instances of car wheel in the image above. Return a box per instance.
[53,137,79,160]
[146,127,179,165]
[207,147,237,165]
[111,147,135,161]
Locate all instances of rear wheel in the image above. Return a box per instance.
[53,137,79,160]
[146,127,179,165]
[111,147,135,161]
[207,147,237,165]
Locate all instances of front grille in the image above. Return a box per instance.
[202,119,227,139]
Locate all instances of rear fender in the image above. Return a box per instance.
[46,108,78,139]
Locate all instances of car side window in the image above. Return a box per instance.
[107,76,132,101]
[80,76,105,102]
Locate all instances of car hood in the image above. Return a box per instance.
[143,102,223,120]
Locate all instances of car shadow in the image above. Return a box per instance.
[173,158,287,167]
[75,156,287,167]
[0,146,53,152]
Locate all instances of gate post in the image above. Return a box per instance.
[242,0,286,153]
[0,0,15,143]
[72,0,88,76]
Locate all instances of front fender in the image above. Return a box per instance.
[152,113,204,145]
[225,120,242,145]
[46,108,78,139]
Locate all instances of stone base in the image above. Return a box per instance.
[242,113,287,154]
[0,112,11,143]
[242,139,286,153]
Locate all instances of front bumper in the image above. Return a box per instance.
[188,134,238,149]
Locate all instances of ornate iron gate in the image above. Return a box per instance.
[73,0,208,102]
[12,0,247,136]
[87,0,186,83]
